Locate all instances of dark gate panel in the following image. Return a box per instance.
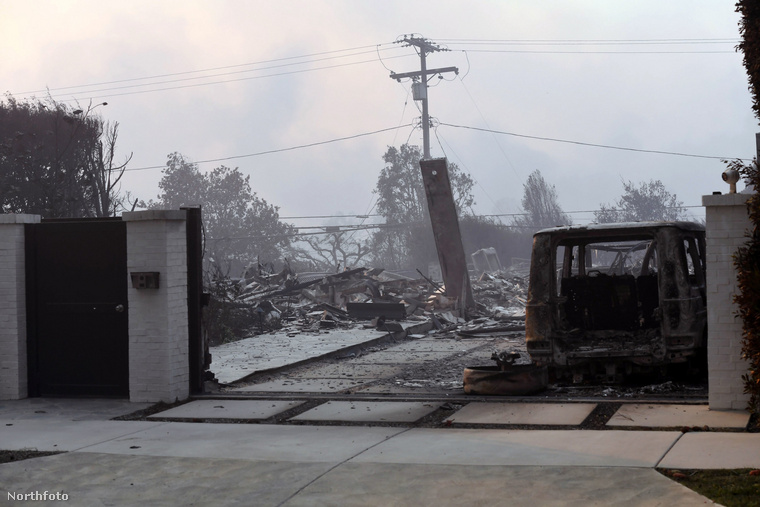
[182,206,207,394]
[26,219,129,397]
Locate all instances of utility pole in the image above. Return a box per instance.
[390,36,458,159]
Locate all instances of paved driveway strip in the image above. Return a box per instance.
[351,428,682,468]
[1,452,333,507]
[0,419,166,452]
[607,404,750,429]
[147,399,304,420]
[1,455,716,507]
[282,464,716,507]
[658,431,760,469]
[76,423,406,462]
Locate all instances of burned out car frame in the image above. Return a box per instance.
[525,221,707,382]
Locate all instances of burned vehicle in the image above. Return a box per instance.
[525,221,707,382]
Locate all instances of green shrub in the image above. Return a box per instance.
[731,159,760,413]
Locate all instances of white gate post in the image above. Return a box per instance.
[123,210,189,403]
[703,192,752,410]
[0,214,40,400]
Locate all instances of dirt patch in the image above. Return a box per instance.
[0,450,64,464]
[578,402,621,429]
[111,399,193,421]
[749,412,759,432]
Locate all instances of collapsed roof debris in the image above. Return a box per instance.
[206,261,530,346]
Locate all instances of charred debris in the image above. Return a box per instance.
[204,259,529,347]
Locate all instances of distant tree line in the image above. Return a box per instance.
[0,96,691,280]
[143,152,292,275]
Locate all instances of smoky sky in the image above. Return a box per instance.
[1,0,754,230]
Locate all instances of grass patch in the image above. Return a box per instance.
[658,469,760,507]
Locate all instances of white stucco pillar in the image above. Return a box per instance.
[123,210,189,403]
[0,214,40,400]
[703,193,752,410]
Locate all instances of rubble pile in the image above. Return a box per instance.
[459,270,529,338]
[473,271,528,311]
[207,264,530,344]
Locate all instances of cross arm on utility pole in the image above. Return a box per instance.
[389,36,457,159]
[390,66,459,82]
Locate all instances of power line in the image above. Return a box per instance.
[438,37,739,54]
[44,53,414,103]
[207,206,710,242]
[14,37,738,102]
[64,52,399,95]
[280,205,705,226]
[124,119,747,175]
[437,37,739,44]
[442,38,741,54]
[479,205,704,219]
[433,129,510,227]
[451,49,734,55]
[439,122,749,161]
[281,214,382,219]
[124,124,414,172]
[206,221,421,242]
[16,43,401,97]
[455,77,520,177]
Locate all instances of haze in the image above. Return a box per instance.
[1,0,754,231]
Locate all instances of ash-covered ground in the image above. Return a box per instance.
[225,330,708,401]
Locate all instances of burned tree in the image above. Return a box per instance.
[595,179,686,223]
[372,144,475,269]
[290,227,370,272]
[512,169,572,231]
[149,152,293,274]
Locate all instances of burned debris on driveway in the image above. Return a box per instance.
[207,264,531,346]
[204,261,535,393]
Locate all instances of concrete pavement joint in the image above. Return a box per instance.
[72,421,172,453]
[275,427,414,507]
[120,397,757,434]
[654,432,685,469]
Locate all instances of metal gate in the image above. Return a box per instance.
[25,219,129,397]
[183,206,207,395]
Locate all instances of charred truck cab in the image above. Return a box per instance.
[526,222,707,382]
